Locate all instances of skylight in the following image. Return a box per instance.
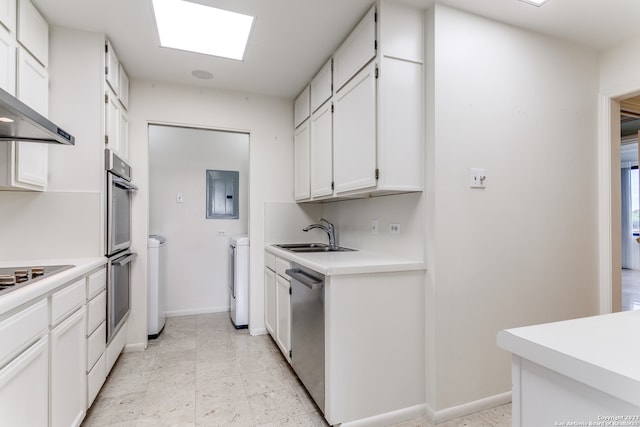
[151,0,254,61]
[518,0,549,6]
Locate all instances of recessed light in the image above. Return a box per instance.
[0,117,14,123]
[518,0,549,6]
[151,0,254,61]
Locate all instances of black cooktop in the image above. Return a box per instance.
[0,265,74,295]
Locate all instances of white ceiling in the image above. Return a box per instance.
[31,0,640,99]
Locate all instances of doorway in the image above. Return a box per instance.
[618,99,640,311]
[148,124,250,317]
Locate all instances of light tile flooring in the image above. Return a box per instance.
[82,313,511,427]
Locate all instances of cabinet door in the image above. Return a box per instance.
[294,85,310,128]
[333,61,377,194]
[0,0,16,32]
[310,100,333,198]
[51,307,87,427]
[275,275,291,361]
[118,63,129,110]
[17,0,47,66]
[105,39,119,94]
[264,267,276,337]
[0,336,48,427]
[333,6,376,92]
[310,59,332,113]
[16,46,47,189]
[294,119,310,201]
[119,108,129,159]
[105,87,120,154]
[0,23,15,95]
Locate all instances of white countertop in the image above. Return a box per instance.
[0,257,107,315]
[265,244,425,276]
[497,309,640,407]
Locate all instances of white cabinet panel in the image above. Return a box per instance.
[310,100,333,198]
[87,353,105,407]
[264,266,276,337]
[294,119,310,201]
[87,290,106,335]
[0,299,47,368]
[51,306,87,427]
[294,85,310,128]
[105,39,119,93]
[17,46,46,114]
[17,0,47,66]
[0,0,16,32]
[310,59,332,113]
[275,274,291,362]
[0,336,48,427]
[87,268,106,300]
[333,61,377,194]
[86,321,105,371]
[333,6,376,92]
[51,278,86,325]
[119,106,129,159]
[105,87,120,154]
[118,63,129,110]
[0,23,15,95]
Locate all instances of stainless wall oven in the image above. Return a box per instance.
[105,149,137,343]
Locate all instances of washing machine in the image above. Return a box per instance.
[148,234,167,338]
[229,234,249,328]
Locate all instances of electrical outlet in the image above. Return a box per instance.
[470,168,487,188]
[217,230,227,236]
[390,223,401,234]
[176,192,184,203]
[371,219,378,235]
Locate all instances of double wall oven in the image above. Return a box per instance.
[105,149,137,344]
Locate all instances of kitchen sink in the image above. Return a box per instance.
[274,243,356,253]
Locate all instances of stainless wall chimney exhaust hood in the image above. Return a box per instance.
[0,87,74,145]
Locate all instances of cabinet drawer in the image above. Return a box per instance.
[51,278,86,325]
[264,251,276,271]
[275,257,292,280]
[87,321,106,371]
[87,290,106,336]
[0,299,47,368]
[87,268,106,300]
[87,353,106,407]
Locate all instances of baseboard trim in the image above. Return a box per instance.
[165,306,229,317]
[339,404,426,427]
[250,327,267,336]
[429,391,512,424]
[123,342,146,352]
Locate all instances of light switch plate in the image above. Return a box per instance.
[176,192,184,203]
[371,219,378,235]
[390,223,400,234]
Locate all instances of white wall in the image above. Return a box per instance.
[426,5,600,417]
[128,80,293,346]
[148,125,249,316]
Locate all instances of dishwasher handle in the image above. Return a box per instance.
[286,269,322,290]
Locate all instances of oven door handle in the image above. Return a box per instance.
[113,176,139,191]
[113,252,138,266]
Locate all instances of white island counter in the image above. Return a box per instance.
[497,310,640,426]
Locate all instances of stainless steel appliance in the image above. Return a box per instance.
[0,86,74,145]
[106,149,137,256]
[107,250,136,343]
[105,148,137,343]
[286,264,325,412]
[0,265,74,295]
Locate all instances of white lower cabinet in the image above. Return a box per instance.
[264,266,276,336]
[264,251,292,362]
[275,274,291,361]
[0,335,49,427]
[51,306,87,427]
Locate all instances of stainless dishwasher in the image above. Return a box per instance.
[286,263,325,413]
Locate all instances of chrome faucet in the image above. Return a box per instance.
[303,218,336,248]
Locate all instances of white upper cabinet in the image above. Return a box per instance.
[118,63,129,110]
[0,23,15,95]
[17,0,47,66]
[294,119,310,201]
[333,6,376,92]
[105,86,119,153]
[105,39,119,94]
[294,85,310,128]
[310,100,333,198]
[333,61,377,194]
[0,0,16,33]
[310,59,332,113]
